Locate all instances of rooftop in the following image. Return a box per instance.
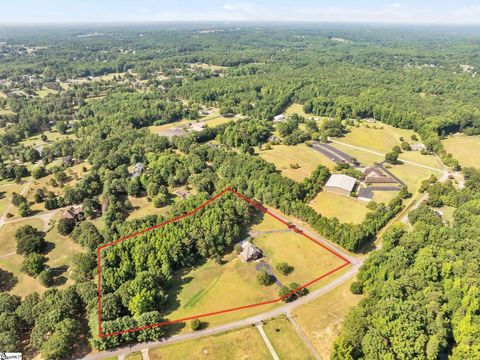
[325,174,357,192]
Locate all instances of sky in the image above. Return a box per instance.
[1,0,480,25]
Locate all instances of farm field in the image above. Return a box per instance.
[257,144,336,182]
[263,316,315,359]
[292,277,362,359]
[309,191,371,224]
[442,133,480,169]
[148,326,270,360]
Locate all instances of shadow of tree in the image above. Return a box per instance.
[0,268,18,292]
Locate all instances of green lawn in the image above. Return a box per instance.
[257,144,336,182]
[309,191,371,224]
[292,277,363,359]
[442,133,480,169]
[263,316,314,359]
[149,326,271,360]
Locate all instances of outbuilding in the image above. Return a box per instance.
[324,174,357,196]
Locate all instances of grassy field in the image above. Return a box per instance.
[442,133,480,169]
[20,129,76,147]
[339,123,419,153]
[253,230,345,289]
[292,278,363,359]
[371,190,399,204]
[0,183,23,215]
[149,109,235,137]
[36,87,58,98]
[285,103,311,118]
[0,218,44,256]
[387,163,436,194]
[126,196,171,221]
[309,191,371,224]
[140,210,345,330]
[162,251,278,329]
[0,212,83,297]
[263,316,314,359]
[257,144,336,182]
[149,326,271,360]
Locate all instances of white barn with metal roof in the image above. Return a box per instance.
[324,174,357,196]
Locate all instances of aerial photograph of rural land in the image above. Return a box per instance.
[0,1,480,359]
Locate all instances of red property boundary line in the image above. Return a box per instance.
[97,187,351,338]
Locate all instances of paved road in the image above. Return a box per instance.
[81,261,361,360]
[329,139,444,173]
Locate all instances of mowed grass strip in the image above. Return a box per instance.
[149,326,271,360]
[309,191,371,224]
[442,133,480,169]
[258,144,336,182]
[292,278,363,359]
[263,316,315,360]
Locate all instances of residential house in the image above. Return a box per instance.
[189,122,206,132]
[239,240,263,262]
[132,162,144,177]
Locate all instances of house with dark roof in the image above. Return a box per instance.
[239,240,263,262]
[61,205,83,221]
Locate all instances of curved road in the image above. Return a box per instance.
[82,211,360,360]
[82,261,361,360]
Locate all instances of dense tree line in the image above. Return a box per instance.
[333,168,480,359]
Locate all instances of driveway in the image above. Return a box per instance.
[255,261,283,288]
